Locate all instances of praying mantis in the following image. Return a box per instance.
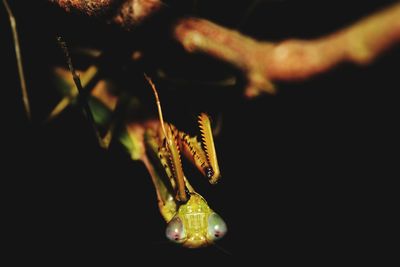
[142,75,227,248]
[3,0,227,248]
[50,65,228,248]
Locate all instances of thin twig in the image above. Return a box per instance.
[3,0,31,120]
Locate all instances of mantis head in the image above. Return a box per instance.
[165,193,227,248]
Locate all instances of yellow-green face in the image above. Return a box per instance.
[165,193,227,248]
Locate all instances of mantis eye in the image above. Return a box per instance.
[166,216,186,242]
[208,213,227,240]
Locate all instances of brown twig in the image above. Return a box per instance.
[174,3,400,97]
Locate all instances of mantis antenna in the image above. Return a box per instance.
[144,73,170,145]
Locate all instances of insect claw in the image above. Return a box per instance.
[204,167,214,180]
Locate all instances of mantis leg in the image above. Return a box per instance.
[142,128,179,222]
[178,113,221,184]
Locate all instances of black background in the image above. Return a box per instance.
[2,0,398,263]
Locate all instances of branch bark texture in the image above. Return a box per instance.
[49,0,162,28]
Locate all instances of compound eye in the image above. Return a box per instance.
[207,213,227,240]
[166,216,186,243]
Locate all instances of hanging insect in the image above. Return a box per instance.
[48,63,229,248]
[143,75,227,248]
[3,0,228,248]
[49,44,229,248]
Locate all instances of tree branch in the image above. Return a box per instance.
[49,1,400,97]
[174,3,400,97]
